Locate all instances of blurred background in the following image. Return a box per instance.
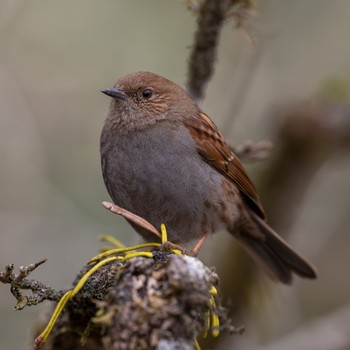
[0,0,349,349]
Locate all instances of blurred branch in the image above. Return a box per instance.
[260,101,350,231]
[186,0,255,104]
[233,139,273,162]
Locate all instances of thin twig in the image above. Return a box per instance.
[102,201,161,239]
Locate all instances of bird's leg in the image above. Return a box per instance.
[191,233,208,256]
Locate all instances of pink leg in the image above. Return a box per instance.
[191,233,208,256]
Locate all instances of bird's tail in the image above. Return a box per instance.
[234,212,317,284]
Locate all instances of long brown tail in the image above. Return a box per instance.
[234,212,317,284]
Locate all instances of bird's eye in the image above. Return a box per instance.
[142,88,153,99]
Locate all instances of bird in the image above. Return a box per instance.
[100,71,317,284]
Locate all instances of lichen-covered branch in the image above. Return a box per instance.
[31,253,229,350]
[1,202,235,350]
[99,255,219,350]
[0,260,63,310]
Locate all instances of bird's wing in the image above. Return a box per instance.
[184,110,266,219]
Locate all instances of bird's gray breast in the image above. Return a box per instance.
[101,121,232,243]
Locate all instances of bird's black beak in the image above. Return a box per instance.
[101,87,128,100]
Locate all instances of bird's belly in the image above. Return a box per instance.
[101,126,238,243]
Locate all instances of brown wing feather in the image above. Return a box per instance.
[184,111,266,219]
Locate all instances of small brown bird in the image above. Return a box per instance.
[100,71,317,284]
